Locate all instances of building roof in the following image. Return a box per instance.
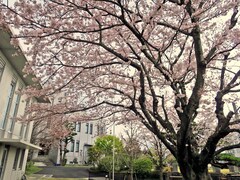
[0,28,49,103]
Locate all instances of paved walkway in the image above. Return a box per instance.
[34,162,47,167]
[27,162,107,180]
[27,174,53,180]
[27,174,106,180]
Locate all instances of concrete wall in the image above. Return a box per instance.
[65,121,97,164]
[47,121,99,165]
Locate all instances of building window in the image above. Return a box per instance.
[86,123,89,134]
[19,123,26,138]
[1,77,17,129]
[75,141,80,152]
[0,59,5,83]
[13,148,20,170]
[18,149,25,170]
[20,99,29,138]
[9,85,23,132]
[97,125,105,136]
[24,122,30,140]
[20,99,30,139]
[75,122,81,132]
[90,124,93,135]
[70,141,74,152]
[0,146,9,178]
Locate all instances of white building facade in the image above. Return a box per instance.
[0,28,43,180]
[48,120,105,165]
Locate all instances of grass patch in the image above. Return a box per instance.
[25,161,42,175]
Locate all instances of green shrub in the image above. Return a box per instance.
[216,153,240,166]
[133,156,153,177]
[98,155,126,172]
[98,156,112,172]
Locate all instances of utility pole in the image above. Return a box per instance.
[112,119,115,180]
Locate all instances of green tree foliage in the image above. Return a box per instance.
[98,156,113,172]
[133,155,153,177]
[215,153,240,167]
[98,155,126,172]
[88,135,124,167]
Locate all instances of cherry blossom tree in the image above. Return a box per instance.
[28,110,78,165]
[1,0,240,179]
[141,131,171,180]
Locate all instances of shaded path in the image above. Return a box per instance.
[35,166,89,178]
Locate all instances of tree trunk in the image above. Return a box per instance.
[59,140,63,165]
[159,163,163,180]
[159,142,163,180]
[179,163,212,180]
[59,140,68,166]
[129,154,134,180]
[61,149,67,166]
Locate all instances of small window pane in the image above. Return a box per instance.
[85,123,89,134]
[75,141,79,152]
[90,124,93,135]
[0,58,5,83]
[19,149,25,169]
[70,141,74,152]
[1,78,17,129]
[75,122,81,132]
[9,85,22,132]
[13,148,20,170]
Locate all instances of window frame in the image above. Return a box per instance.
[75,122,81,132]
[9,84,23,132]
[1,76,17,129]
[0,58,5,83]
[85,123,89,134]
[70,141,75,152]
[89,124,93,135]
[75,141,80,152]
[18,149,25,170]
[13,148,21,170]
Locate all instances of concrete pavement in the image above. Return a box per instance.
[27,162,107,180]
[27,174,106,180]
[27,174,53,180]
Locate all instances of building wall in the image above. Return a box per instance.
[0,29,41,180]
[65,121,97,164]
[48,146,60,165]
[49,121,100,165]
[43,92,106,165]
[0,51,30,139]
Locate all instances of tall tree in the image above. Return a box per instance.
[1,1,240,179]
[89,135,124,165]
[88,135,124,177]
[58,122,77,166]
[141,132,170,180]
[121,121,142,180]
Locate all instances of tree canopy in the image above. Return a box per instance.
[88,135,124,170]
[90,135,123,155]
[1,1,240,179]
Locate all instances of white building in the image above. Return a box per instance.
[0,28,45,180]
[48,120,105,165]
